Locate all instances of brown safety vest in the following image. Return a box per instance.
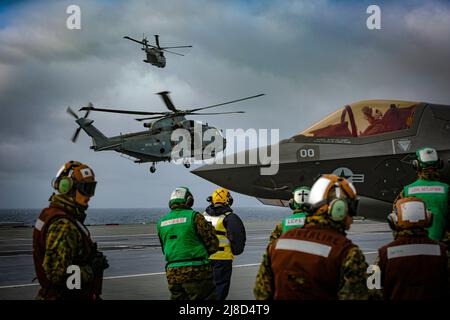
[378,236,447,300]
[269,225,356,300]
[32,206,98,299]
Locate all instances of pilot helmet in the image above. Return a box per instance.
[306,174,358,221]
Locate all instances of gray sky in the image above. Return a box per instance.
[1,0,450,209]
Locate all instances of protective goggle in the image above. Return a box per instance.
[76,181,97,196]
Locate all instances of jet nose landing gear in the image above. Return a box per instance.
[150,163,156,173]
[183,160,191,169]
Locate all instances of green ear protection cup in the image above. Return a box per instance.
[328,199,348,221]
[288,198,295,210]
[58,177,73,194]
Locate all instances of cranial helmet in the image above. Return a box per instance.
[52,161,97,208]
[289,186,310,210]
[53,161,97,196]
[211,188,233,206]
[413,147,443,170]
[169,186,194,209]
[306,174,358,221]
[387,197,432,231]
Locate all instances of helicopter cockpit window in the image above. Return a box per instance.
[298,100,418,138]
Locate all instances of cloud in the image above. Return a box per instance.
[0,0,449,208]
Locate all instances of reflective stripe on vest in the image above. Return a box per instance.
[387,243,441,259]
[203,212,233,260]
[275,239,332,258]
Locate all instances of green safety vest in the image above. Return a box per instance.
[157,208,209,268]
[281,211,306,234]
[403,179,449,241]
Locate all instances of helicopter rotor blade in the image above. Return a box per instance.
[67,107,79,119]
[188,93,265,112]
[154,35,161,48]
[160,49,184,56]
[135,115,167,121]
[79,105,168,116]
[161,45,192,49]
[82,102,92,118]
[188,111,246,115]
[123,36,146,46]
[157,91,179,112]
[71,127,81,143]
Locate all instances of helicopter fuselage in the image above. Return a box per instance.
[143,48,166,68]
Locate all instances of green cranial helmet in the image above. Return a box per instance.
[168,186,194,208]
[415,147,441,169]
[289,186,311,210]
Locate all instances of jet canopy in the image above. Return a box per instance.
[299,100,418,138]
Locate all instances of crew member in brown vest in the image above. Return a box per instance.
[254,174,369,300]
[374,197,448,299]
[32,161,109,300]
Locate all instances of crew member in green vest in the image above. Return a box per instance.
[269,186,310,243]
[398,147,449,241]
[157,187,219,300]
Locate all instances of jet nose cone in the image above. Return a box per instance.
[191,162,258,195]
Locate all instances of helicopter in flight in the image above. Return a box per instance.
[67,91,264,173]
[124,34,192,68]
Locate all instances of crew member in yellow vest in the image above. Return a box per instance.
[203,188,246,300]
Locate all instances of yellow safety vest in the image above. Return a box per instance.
[203,211,234,260]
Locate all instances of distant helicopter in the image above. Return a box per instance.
[124,34,192,68]
[67,92,264,173]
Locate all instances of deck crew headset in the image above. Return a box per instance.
[169,186,194,209]
[412,147,443,171]
[305,174,359,221]
[52,160,97,197]
[387,197,432,231]
[289,186,311,210]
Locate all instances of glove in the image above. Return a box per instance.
[91,252,109,274]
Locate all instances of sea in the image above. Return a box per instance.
[0,206,290,226]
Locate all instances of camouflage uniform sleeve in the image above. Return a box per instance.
[194,213,219,255]
[269,223,282,243]
[43,218,94,286]
[254,244,275,300]
[338,246,369,300]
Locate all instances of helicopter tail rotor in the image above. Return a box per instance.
[67,102,93,143]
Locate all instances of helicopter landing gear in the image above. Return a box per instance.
[150,163,156,173]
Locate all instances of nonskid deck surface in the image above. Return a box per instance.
[0,220,392,300]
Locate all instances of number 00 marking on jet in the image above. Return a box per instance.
[297,145,319,160]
